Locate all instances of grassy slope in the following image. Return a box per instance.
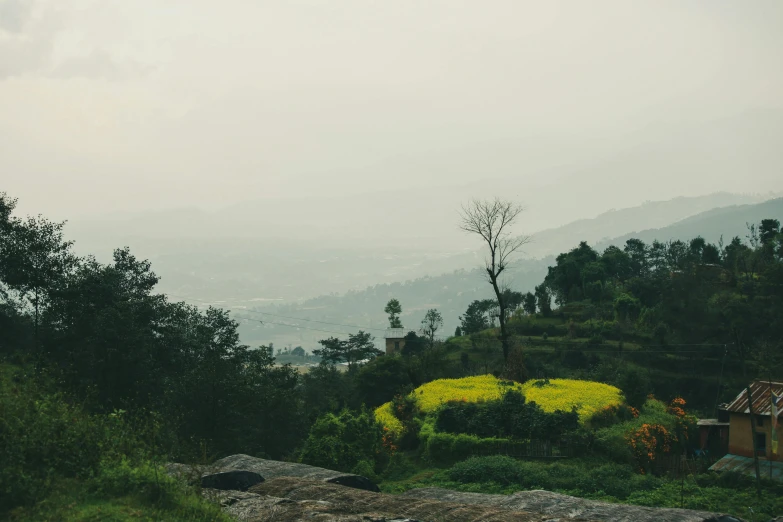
[8,481,231,522]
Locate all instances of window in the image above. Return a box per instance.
[756,415,764,427]
[755,433,767,456]
[394,341,400,351]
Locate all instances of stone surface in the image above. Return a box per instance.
[200,470,264,491]
[212,454,380,492]
[403,487,743,522]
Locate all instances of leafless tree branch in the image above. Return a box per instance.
[458,198,530,362]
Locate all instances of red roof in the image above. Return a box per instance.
[725,381,783,416]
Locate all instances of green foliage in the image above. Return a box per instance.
[9,461,231,522]
[424,433,515,465]
[421,308,443,347]
[313,330,382,367]
[0,366,105,512]
[626,474,783,521]
[592,399,675,464]
[616,367,652,408]
[384,298,403,328]
[459,300,491,335]
[391,391,422,449]
[355,355,413,408]
[448,456,660,499]
[434,390,579,441]
[299,408,389,475]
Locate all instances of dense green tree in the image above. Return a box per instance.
[522,292,537,315]
[384,298,403,328]
[355,356,412,408]
[0,212,77,345]
[420,308,443,348]
[42,248,167,410]
[401,330,426,357]
[501,289,524,319]
[301,362,356,420]
[534,284,552,316]
[459,300,490,335]
[624,238,649,278]
[313,331,381,369]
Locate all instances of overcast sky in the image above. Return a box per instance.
[2,0,782,221]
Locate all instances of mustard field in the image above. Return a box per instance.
[520,378,624,420]
[374,375,624,433]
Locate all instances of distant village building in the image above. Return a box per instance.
[384,328,406,355]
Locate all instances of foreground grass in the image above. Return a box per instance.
[379,456,783,521]
[8,477,231,522]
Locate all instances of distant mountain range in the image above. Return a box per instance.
[597,197,783,250]
[234,195,782,350]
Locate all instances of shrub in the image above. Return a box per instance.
[434,390,579,441]
[449,456,660,499]
[592,398,679,465]
[424,433,515,465]
[299,408,389,475]
[0,366,108,512]
[616,367,652,408]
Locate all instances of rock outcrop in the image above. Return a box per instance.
[212,454,380,492]
[166,454,379,493]
[403,487,741,522]
[169,455,750,521]
[200,470,264,491]
[210,477,595,521]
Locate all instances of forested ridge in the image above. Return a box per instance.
[1,191,782,520]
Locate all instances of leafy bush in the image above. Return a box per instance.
[616,366,652,408]
[0,365,113,511]
[592,398,678,464]
[299,408,389,475]
[448,456,660,499]
[424,433,517,465]
[391,391,421,449]
[434,390,579,441]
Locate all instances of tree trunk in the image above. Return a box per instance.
[489,275,509,361]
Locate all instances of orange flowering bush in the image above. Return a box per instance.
[381,427,398,455]
[667,397,686,418]
[627,423,672,473]
[668,397,696,449]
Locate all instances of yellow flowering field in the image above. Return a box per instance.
[374,402,403,434]
[414,375,523,412]
[374,376,623,434]
[520,378,623,421]
[374,375,521,434]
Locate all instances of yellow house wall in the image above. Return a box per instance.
[385,338,405,355]
[728,412,782,461]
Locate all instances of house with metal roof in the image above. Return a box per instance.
[708,381,783,482]
[723,381,782,460]
[384,328,406,355]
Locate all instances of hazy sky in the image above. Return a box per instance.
[3,0,783,220]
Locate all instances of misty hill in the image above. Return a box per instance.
[597,197,783,250]
[242,197,783,350]
[65,192,770,306]
[524,192,767,258]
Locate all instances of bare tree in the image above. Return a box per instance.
[459,198,530,361]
